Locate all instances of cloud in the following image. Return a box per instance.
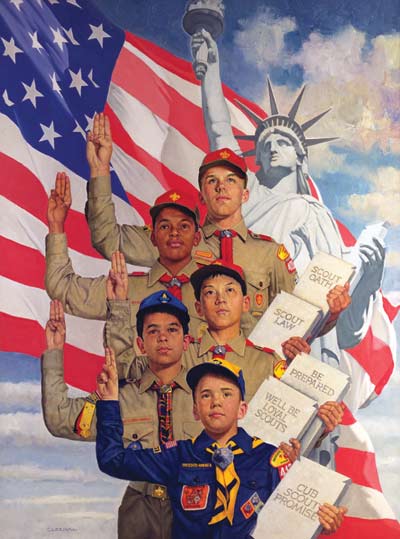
[0,382,41,411]
[234,7,297,69]
[232,13,400,156]
[0,464,98,482]
[361,416,400,437]
[0,412,74,447]
[344,166,400,224]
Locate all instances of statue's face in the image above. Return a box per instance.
[258,133,299,174]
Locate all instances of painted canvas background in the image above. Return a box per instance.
[0,0,399,537]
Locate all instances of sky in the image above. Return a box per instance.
[1,0,399,537]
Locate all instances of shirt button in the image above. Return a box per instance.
[250,480,257,488]
[132,434,138,440]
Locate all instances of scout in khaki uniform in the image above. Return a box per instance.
[85,113,350,336]
[95,355,347,538]
[108,260,344,436]
[42,292,202,539]
[46,172,207,369]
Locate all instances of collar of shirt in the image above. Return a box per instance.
[148,259,200,287]
[192,427,255,456]
[138,366,191,395]
[202,218,248,242]
[198,330,247,357]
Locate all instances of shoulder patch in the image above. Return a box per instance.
[277,244,290,261]
[270,448,290,468]
[273,360,287,379]
[248,230,273,242]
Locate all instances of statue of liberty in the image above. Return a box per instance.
[189,26,387,418]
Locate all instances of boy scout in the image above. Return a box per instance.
[85,113,350,335]
[42,293,200,539]
[108,260,343,434]
[95,355,347,538]
[46,171,206,364]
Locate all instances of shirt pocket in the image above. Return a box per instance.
[178,467,215,518]
[237,467,272,517]
[246,273,270,316]
[122,417,155,450]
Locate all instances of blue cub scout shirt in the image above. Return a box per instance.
[96,400,281,539]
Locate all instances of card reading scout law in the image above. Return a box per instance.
[249,252,355,354]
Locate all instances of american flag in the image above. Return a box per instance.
[0,0,398,537]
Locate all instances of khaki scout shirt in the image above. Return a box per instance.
[45,233,206,357]
[109,331,285,405]
[41,349,201,445]
[41,349,201,498]
[86,176,297,335]
[183,331,285,402]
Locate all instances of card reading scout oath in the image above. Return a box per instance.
[293,252,356,316]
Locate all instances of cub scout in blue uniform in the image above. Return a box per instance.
[96,356,347,538]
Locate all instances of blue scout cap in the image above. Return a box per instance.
[187,358,246,400]
[136,290,190,336]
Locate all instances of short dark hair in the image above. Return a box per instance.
[136,306,190,338]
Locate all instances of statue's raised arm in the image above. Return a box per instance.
[191,29,240,152]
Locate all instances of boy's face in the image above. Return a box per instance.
[193,374,247,441]
[199,165,249,222]
[136,312,190,370]
[151,207,201,265]
[195,274,250,331]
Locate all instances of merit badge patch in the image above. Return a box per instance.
[277,244,290,261]
[241,499,255,519]
[250,492,265,514]
[181,485,210,511]
[273,360,287,379]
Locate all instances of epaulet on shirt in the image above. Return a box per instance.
[245,339,275,354]
[248,230,273,242]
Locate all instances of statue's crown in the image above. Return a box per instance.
[235,79,337,158]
